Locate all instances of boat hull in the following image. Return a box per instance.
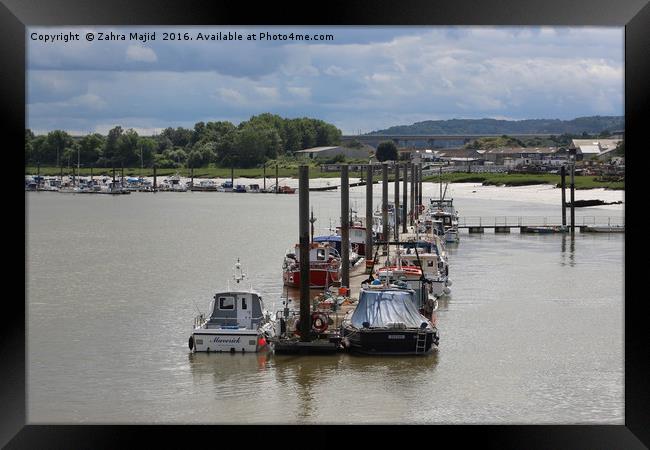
[191,329,267,353]
[341,327,438,355]
[283,268,340,288]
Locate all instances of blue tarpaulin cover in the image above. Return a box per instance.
[351,289,426,329]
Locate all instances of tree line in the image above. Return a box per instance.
[25,113,342,169]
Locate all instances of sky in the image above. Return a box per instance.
[26,26,624,136]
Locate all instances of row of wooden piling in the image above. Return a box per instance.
[297,162,424,343]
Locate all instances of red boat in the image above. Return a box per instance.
[282,243,341,288]
[278,185,296,194]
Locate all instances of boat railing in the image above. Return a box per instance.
[194,314,206,328]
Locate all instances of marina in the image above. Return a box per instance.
[26,183,624,423]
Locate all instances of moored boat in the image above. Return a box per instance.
[282,243,341,288]
[340,282,439,355]
[188,259,275,353]
[278,185,296,194]
[190,180,218,191]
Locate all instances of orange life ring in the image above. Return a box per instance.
[294,312,329,335]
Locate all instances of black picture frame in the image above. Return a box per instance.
[7,0,646,447]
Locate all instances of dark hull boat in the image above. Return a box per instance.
[340,284,439,355]
[342,327,438,354]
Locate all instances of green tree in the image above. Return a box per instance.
[30,135,48,165]
[104,126,123,166]
[376,141,398,162]
[78,133,105,166]
[186,149,204,168]
[45,130,73,167]
[137,137,156,167]
[116,128,139,166]
[283,120,303,154]
[25,129,35,164]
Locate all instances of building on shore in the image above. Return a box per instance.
[569,139,622,161]
[296,144,375,160]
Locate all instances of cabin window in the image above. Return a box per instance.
[317,249,326,260]
[219,297,235,310]
[427,261,434,267]
[241,298,248,310]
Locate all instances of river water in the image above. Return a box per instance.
[25,181,624,424]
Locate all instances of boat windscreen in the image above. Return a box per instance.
[351,290,425,329]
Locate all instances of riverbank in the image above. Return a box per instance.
[26,166,624,190]
[422,172,624,190]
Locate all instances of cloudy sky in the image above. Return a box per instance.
[27,26,623,135]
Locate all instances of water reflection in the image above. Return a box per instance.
[560,234,576,267]
[270,350,439,421]
[187,350,272,385]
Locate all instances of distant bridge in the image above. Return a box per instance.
[341,134,556,148]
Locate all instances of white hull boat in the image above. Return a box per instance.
[189,259,275,353]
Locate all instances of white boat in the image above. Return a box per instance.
[188,259,275,353]
[161,173,187,191]
[399,232,452,297]
[190,179,218,191]
[428,198,460,243]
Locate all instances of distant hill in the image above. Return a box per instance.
[368,116,624,135]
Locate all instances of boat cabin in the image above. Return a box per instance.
[206,291,265,330]
[400,253,443,278]
[287,242,340,263]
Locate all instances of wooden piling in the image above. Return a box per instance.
[298,165,311,341]
[561,165,567,228]
[570,161,575,235]
[402,163,407,233]
[382,164,389,253]
[394,163,400,239]
[413,163,418,221]
[418,164,423,207]
[341,164,350,288]
[410,163,415,225]
[365,163,373,271]
[263,164,266,191]
[153,166,157,190]
[275,164,279,194]
[190,167,194,188]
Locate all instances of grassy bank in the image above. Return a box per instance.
[422,172,624,190]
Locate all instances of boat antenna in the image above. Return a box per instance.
[442,182,449,201]
[190,297,204,317]
[233,258,246,284]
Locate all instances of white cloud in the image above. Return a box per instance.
[125,44,157,63]
[27,26,624,134]
[287,86,311,100]
[214,87,246,105]
[254,86,279,100]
